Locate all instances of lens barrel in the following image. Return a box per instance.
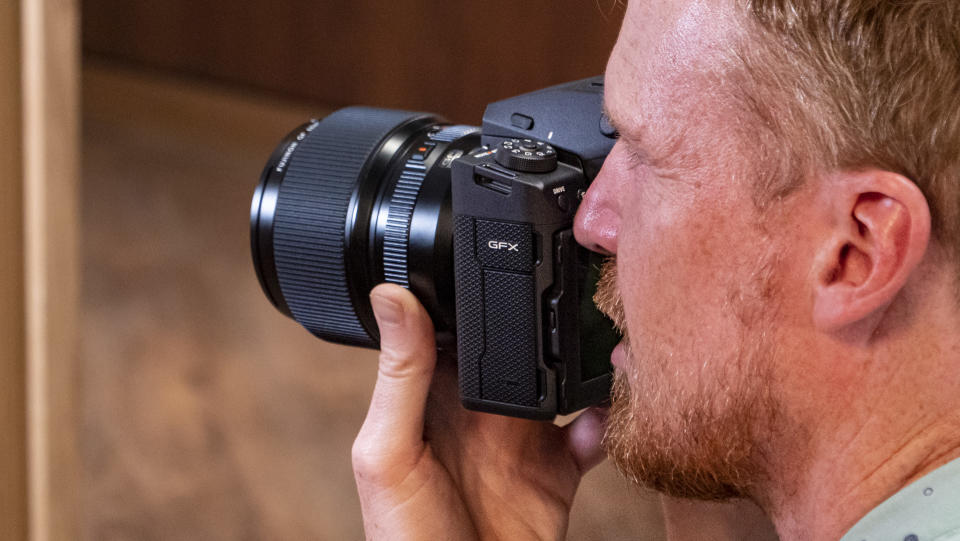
[251,107,479,348]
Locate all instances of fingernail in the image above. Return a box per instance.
[371,292,404,327]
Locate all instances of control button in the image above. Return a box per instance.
[476,219,534,273]
[557,194,570,212]
[494,138,558,173]
[510,113,534,130]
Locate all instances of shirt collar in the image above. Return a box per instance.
[840,456,960,541]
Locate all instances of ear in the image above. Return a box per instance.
[812,170,931,333]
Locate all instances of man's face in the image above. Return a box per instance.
[575,0,796,499]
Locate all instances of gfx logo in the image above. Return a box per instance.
[487,240,519,252]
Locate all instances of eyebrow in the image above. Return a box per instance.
[601,98,673,170]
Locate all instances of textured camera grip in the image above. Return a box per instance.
[453,215,539,407]
[454,216,484,399]
[481,270,538,406]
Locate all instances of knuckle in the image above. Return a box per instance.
[377,348,430,380]
[351,436,403,487]
[351,436,385,475]
[350,438,375,473]
[376,348,408,376]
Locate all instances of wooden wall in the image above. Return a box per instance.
[82,0,624,122]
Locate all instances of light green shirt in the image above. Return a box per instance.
[840,457,960,541]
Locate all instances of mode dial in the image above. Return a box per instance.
[495,138,558,173]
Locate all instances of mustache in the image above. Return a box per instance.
[593,256,628,338]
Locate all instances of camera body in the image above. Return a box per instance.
[250,76,618,420]
[450,77,618,418]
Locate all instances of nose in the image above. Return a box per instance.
[574,154,620,255]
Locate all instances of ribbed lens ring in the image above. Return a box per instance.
[269,107,435,347]
[380,125,479,289]
[381,159,427,288]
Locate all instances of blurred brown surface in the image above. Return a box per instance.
[81,0,624,123]
[80,58,665,540]
[1,2,27,538]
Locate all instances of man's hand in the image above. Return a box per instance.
[353,283,608,540]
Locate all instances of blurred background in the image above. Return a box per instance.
[75,0,674,539]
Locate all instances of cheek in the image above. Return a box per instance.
[615,194,759,363]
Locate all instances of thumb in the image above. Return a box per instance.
[354,284,437,469]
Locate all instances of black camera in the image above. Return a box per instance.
[250,76,618,420]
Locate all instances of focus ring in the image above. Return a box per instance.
[272,107,428,346]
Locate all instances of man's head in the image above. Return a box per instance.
[575,0,960,504]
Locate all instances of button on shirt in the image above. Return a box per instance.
[840,457,960,541]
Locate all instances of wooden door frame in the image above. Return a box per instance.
[1,0,80,539]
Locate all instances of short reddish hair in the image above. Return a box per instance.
[737,0,960,260]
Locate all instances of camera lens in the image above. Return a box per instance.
[250,107,480,348]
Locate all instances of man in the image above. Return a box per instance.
[351,0,960,538]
